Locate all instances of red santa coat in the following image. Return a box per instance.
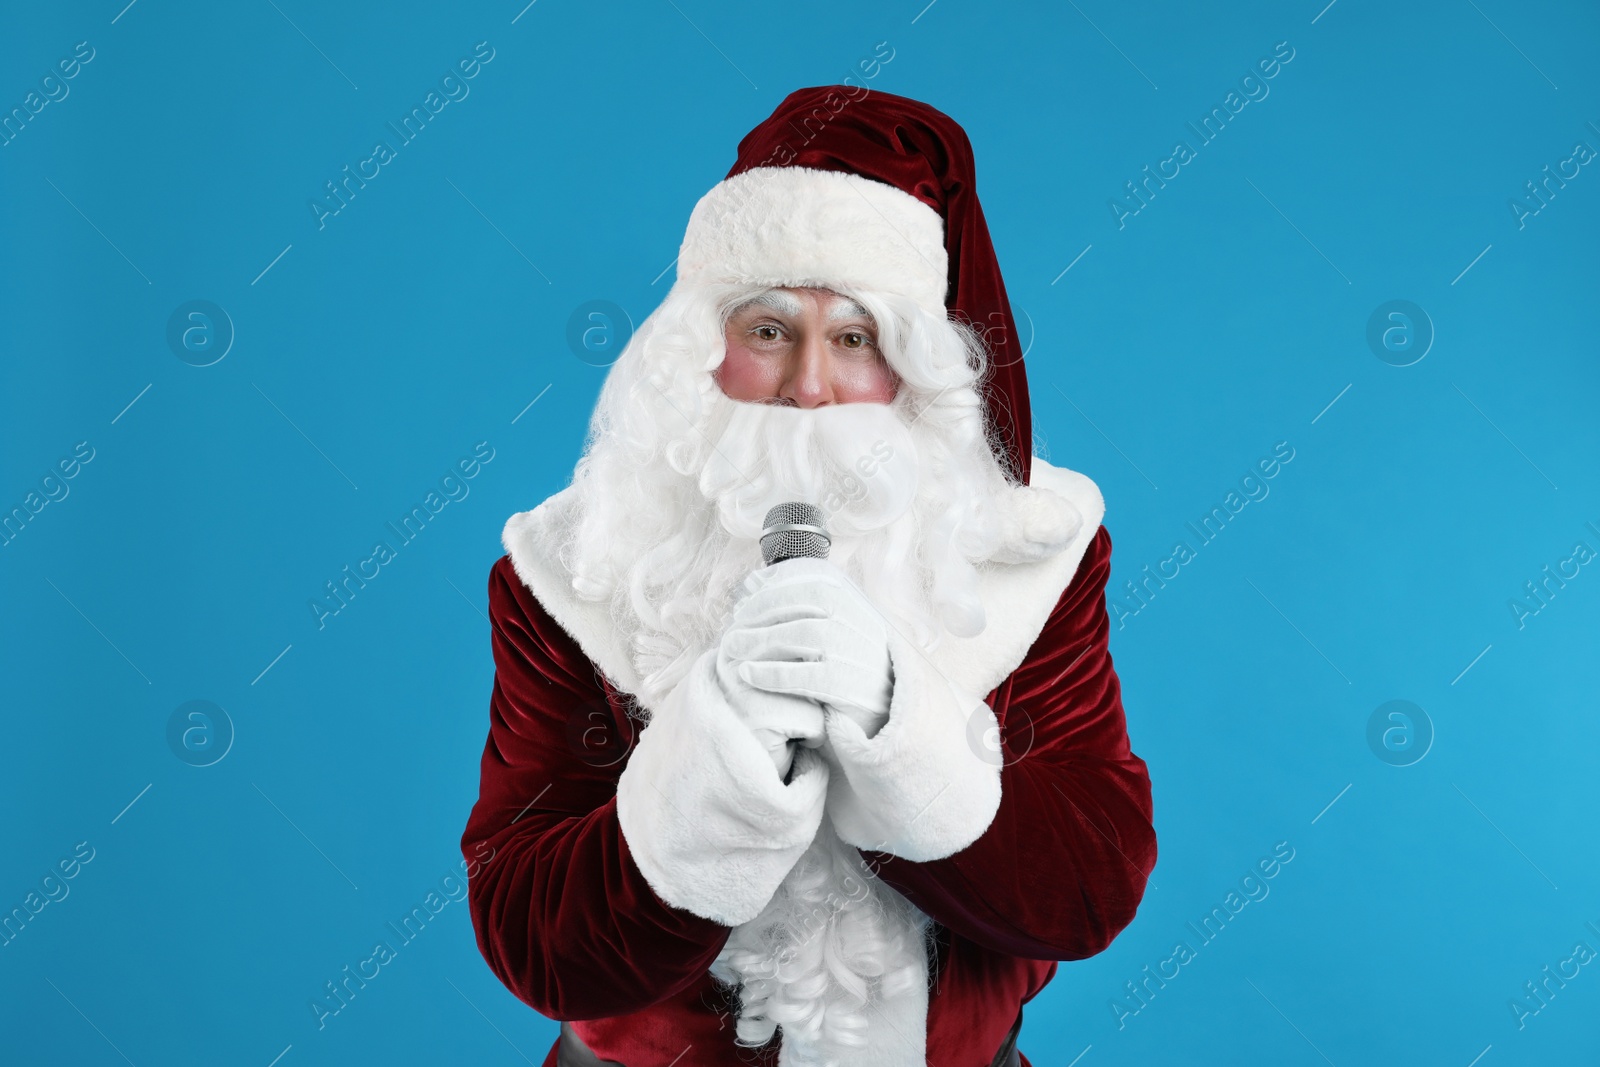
[460,459,1155,1066]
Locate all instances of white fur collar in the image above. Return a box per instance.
[500,457,1105,709]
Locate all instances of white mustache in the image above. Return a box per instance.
[699,400,920,540]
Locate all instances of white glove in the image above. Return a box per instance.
[715,578,832,778]
[720,557,894,742]
[615,646,831,927]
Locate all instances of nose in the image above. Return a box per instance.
[779,330,834,408]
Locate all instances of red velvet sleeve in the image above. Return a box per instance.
[460,556,733,1021]
[866,525,1156,961]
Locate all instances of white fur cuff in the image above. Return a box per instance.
[616,648,830,927]
[821,628,1002,862]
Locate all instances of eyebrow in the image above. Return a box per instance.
[826,298,873,324]
[732,290,874,325]
[741,289,804,316]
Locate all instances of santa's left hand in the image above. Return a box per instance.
[722,558,893,740]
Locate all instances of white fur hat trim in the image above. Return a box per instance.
[676,166,948,313]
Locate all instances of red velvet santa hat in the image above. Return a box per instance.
[676,86,1034,486]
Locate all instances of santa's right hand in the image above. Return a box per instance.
[615,647,830,927]
[716,624,827,777]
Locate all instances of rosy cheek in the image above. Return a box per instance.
[866,360,900,402]
[715,343,779,401]
[835,358,898,403]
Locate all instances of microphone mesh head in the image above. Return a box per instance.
[760,502,830,565]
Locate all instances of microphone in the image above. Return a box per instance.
[760,502,830,565]
[753,503,832,785]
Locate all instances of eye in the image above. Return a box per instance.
[751,324,782,342]
[838,331,875,350]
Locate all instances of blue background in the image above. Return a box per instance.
[3,0,1596,1063]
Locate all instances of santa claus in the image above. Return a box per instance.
[460,88,1156,1067]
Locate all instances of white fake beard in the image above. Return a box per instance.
[696,401,939,1065]
[622,395,949,710]
[565,387,1049,1060]
[698,398,922,566]
[709,818,935,1067]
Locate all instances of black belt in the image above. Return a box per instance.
[558,1006,1024,1066]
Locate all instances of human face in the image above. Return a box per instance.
[715,287,899,406]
